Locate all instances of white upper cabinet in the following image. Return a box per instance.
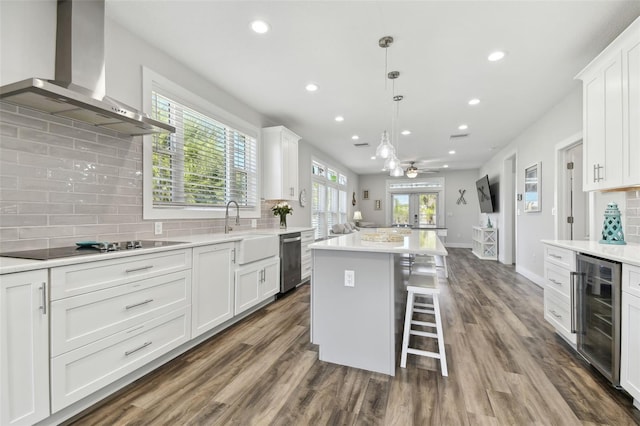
[576,17,640,191]
[262,126,301,200]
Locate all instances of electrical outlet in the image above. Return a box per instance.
[344,270,355,287]
[251,219,257,228]
[154,222,162,235]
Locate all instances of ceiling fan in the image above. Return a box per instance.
[402,161,439,178]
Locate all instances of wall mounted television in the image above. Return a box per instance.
[476,175,498,213]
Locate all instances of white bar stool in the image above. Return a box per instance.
[400,273,448,376]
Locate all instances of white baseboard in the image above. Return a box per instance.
[444,242,472,248]
[516,265,545,288]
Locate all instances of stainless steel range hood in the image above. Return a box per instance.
[0,0,174,136]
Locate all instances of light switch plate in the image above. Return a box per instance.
[344,270,355,287]
[154,222,162,235]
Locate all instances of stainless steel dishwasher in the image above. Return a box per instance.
[280,232,302,293]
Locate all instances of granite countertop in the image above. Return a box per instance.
[0,227,314,275]
[541,239,640,267]
[310,229,448,256]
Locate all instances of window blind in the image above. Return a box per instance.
[151,91,258,208]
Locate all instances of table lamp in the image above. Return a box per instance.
[353,211,363,226]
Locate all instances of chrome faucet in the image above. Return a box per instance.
[225,200,240,233]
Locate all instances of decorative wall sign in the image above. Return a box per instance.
[363,190,370,200]
[456,189,467,205]
[374,199,382,210]
[524,162,541,212]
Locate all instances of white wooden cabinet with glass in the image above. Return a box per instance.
[234,257,280,315]
[262,126,301,200]
[191,242,235,338]
[576,17,639,190]
[621,263,640,409]
[0,269,50,426]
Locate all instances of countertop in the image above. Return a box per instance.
[310,230,448,256]
[542,239,640,267]
[0,227,314,275]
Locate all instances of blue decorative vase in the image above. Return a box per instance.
[600,202,626,245]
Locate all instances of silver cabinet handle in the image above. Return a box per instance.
[570,272,578,333]
[593,164,597,183]
[125,265,153,273]
[549,278,562,286]
[39,282,47,315]
[283,236,301,243]
[125,341,152,356]
[125,299,154,310]
[232,249,236,264]
[549,254,562,259]
[549,309,562,319]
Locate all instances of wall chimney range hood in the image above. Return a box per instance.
[0,0,174,136]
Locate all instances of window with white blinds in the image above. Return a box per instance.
[311,159,347,239]
[151,92,258,209]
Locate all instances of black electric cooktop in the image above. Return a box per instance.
[0,240,187,261]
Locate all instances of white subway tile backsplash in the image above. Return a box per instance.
[0,102,280,251]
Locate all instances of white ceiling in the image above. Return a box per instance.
[106,1,640,175]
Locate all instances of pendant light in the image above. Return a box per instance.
[375,36,395,159]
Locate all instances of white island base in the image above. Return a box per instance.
[312,250,405,375]
[310,231,447,376]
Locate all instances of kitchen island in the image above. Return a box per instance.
[309,230,447,375]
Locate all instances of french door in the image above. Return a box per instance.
[391,193,439,227]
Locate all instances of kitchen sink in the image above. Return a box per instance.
[237,234,278,264]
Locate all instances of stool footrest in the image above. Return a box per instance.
[414,302,434,308]
[414,308,435,314]
[411,320,435,327]
[407,348,441,359]
[409,330,438,338]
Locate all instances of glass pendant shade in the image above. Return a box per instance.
[375,130,394,159]
[384,153,399,171]
[390,165,404,177]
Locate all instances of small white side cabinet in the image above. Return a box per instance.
[542,244,577,344]
[576,17,640,190]
[621,263,640,409]
[301,229,314,281]
[472,226,498,260]
[192,242,235,338]
[234,257,280,315]
[0,269,50,425]
[262,126,301,200]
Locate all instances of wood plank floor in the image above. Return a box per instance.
[70,248,640,425]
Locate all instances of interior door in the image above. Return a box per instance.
[566,143,588,240]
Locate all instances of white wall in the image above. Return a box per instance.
[358,169,480,247]
[479,86,583,284]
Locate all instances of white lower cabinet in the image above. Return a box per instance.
[621,263,640,408]
[0,270,50,425]
[191,243,235,338]
[543,244,576,344]
[49,249,192,413]
[234,257,279,315]
[51,307,190,412]
[301,230,314,281]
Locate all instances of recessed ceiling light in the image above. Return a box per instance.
[443,164,449,168]
[335,116,344,122]
[449,150,456,155]
[401,130,411,135]
[305,83,318,92]
[250,20,270,34]
[488,51,506,62]
[352,135,359,140]
[371,156,376,160]
[468,98,480,106]
[458,124,468,130]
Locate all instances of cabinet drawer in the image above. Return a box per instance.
[545,262,573,299]
[51,271,191,356]
[51,249,192,300]
[301,231,314,243]
[623,263,640,298]
[544,245,575,270]
[51,307,190,413]
[544,291,575,343]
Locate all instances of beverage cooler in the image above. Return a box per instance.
[573,253,622,386]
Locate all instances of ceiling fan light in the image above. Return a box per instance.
[406,166,418,178]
